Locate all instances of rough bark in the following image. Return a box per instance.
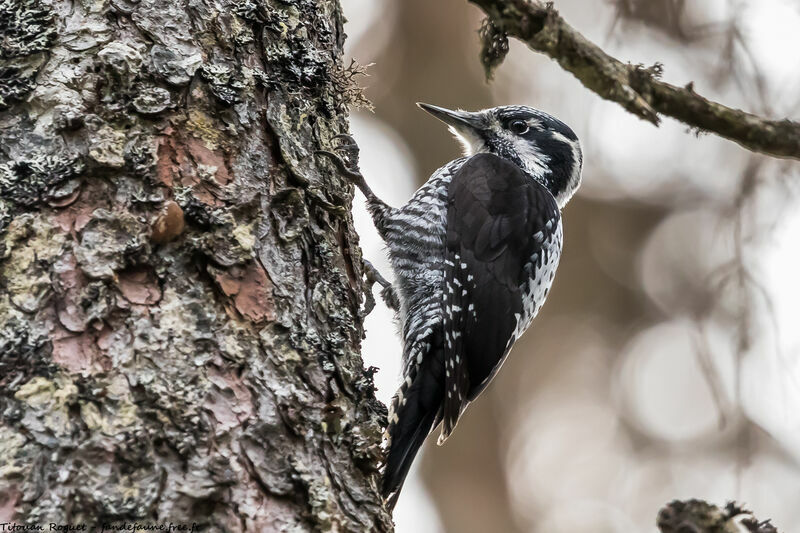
[0,0,392,531]
[469,0,800,160]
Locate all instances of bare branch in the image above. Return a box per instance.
[469,0,800,160]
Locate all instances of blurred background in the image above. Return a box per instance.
[339,0,800,531]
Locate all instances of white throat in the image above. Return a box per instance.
[449,126,485,156]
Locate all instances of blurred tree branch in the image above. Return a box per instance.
[657,500,780,532]
[470,0,800,160]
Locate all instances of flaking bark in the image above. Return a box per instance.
[0,0,391,531]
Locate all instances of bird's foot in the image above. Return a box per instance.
[316,134,367,188]
[364,260,400,313]
[331,133,360,167]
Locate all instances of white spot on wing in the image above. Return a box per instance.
[510,222,563,347]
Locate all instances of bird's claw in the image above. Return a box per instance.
[322,133,361,171]
[332,133,359,153]
[364,260,400,313]
[316,133,380,203]
[316,134,366,185]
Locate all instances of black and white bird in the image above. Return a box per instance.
[319,103,583,508]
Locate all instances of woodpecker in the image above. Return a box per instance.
[318,103,583,508]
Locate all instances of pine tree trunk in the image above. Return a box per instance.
[0,0,391,530]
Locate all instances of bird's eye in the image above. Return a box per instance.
[509,120,529,135]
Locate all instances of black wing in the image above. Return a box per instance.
[439,153,560,442]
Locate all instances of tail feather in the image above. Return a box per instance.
[382,405,437,508]
[382,347,445,506]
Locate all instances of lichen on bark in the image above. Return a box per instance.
[0,0,391,531]
[0,0,57,110]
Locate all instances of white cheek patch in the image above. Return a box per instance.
[505,132,549,179]
[550,131,583,207]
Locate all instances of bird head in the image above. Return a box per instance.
[418,103,583,208]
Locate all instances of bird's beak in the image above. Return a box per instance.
[417,103,483,132]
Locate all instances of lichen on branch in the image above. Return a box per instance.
[657,500,780,533]
[470,0,800,160]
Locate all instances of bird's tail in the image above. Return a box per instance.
[382,347,445,508]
